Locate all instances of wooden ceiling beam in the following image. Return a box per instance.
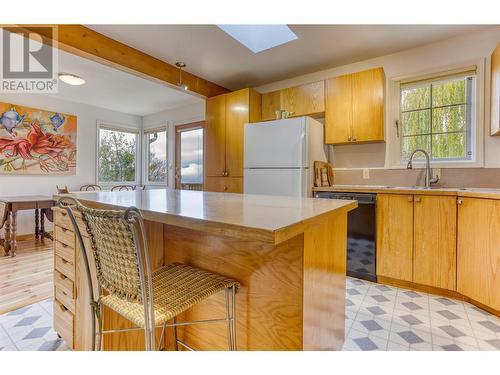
[3,24,229,98]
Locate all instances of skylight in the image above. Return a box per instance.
[217,25,298,53]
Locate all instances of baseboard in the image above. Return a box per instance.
[377,275,500,318]
[1,232,54,241]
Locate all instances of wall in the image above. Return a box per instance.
[0,94,142,235]
[142,101,205,188]
[256,26,500,186]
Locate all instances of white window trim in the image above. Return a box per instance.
[386,59,485,169]
[143,124,169,186]
[96,121,141,186]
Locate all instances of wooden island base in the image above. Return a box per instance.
[102,211,347,350]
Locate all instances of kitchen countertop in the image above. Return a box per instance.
[312,184,500,200]
[54,189,357,244]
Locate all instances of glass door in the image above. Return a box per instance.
[175,122,204,190]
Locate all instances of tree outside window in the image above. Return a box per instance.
[98,127,138,183]
[400,74,475,162]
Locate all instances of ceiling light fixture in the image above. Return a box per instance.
[58,73,86,86]
[175,62,188,90]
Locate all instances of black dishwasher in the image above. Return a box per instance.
[314,192,377,282]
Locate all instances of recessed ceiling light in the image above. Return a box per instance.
[58,73,85,86]
[217,25,298,53]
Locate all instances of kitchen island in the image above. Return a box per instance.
[52,189,356,351]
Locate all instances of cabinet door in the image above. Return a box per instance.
[325,75,352,144]
[261,90,281,121]
[376,194,413,281]
[457,198,500,310]
[205,94,226,177]
[280,81,325,117]
[351,67,385,143]
[204,177,243,193]
[413,195,457,290]
[225,89,250,178]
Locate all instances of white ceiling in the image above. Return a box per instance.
[88,25,489,90]
[50,48,202,116]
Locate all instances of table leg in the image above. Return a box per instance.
[10,211,17,257]
[40,209,54,241]
[40,210,45,241]
[35,208,40,240]
[3,212,11,256]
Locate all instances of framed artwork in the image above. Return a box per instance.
[0,102,77,175]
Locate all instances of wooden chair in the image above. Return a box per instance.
[111,185,137,191]
[58,198,239,351]
[0,202,9,255]
[80,184,102,191]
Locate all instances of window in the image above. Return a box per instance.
[145,128,168,184]
[97,125,139,184]
[175,123,203,190]
[399,72,476,163]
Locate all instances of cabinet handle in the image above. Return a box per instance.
[348,136,352,141]
[457,198,463,205]
[223,186,228,191]
[221,171,225,176]
[414,197,421,203]
[407,196,413,202]
[352,136,357,142]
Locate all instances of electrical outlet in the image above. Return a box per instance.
[363,169,370,179]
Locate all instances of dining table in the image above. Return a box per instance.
[0,195,54,257]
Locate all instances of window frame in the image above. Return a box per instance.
[387,60,485,169]
[143,125,169,186]
[96,121,141,186]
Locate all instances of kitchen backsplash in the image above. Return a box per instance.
[333,168,500,189]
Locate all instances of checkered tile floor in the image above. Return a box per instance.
[343,277,500,351]
[0,299,68,351]
[1,278,499,351]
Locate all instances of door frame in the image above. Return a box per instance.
[175,121,205,189]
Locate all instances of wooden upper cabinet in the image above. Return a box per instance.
[413,195,457,290]
[325,74,352,144]
[376,194,414,281]
[204,88,261,186]
[491,43,500,136]
[261,90,281,121]
[351,68,385,143]
[457,197,500,310]
[205,94,226,177]
[325,67,385,144]
[261,81,325,121]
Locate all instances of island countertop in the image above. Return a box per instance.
[55,189,357,244]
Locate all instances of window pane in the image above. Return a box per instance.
[432,104,466,133]
[401,86,430,111]
[98,128,137,182]
[431,133,467,159]
[147,131,167,183]
[432,78,466,107]
[401,135,431,161]
[180,128,203,184]
[401,109,430,136]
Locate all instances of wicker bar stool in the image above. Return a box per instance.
[57,197,239,351]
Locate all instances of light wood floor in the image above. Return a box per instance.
[0,239,53,315]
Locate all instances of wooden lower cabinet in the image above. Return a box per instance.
[376,194,414,281]
[457,197,500,311]
[204,177,243,193]
[413,195,457,290]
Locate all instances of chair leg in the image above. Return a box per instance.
[172,317,179,351]
[231,285,237,351]
[158,322,167,350]
[225,288,232,351]
[95,302,103,351]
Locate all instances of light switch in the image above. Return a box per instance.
[363,169,370,179]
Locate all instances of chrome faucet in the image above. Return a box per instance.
[406,149,439,188]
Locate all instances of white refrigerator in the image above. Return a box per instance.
[243,116,327,197]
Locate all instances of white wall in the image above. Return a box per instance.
[256,26,500,169]
[0,94,142,235]
[143,101,205,188]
